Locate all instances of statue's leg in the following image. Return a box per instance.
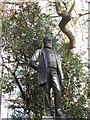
[43,71,52,116]
[51,69,64,117]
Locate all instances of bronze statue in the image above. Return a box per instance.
[30,37,65,117]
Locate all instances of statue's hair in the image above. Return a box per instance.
[43,36,52,44]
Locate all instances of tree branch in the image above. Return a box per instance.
[68,0,75,14]
[0,1,32,5]
[12,71,26,101]
[78,12,90,17]
[1,55,31,118]
[1,57,26,101]
[55,1,75,50]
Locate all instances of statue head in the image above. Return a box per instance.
[43,36,52,48]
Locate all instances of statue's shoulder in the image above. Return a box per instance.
[40,48,45,53]
[33,49,42,57]
[35,48,41,53]
[36,48,44,56]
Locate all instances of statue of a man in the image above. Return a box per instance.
[30,36,65,117]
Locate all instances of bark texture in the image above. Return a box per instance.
[55,1,75,50]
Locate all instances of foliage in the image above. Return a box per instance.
[58,44,88,118]
[1,1,88,119]
[1,2,56,118]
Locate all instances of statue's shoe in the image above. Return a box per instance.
[56,109,66,118]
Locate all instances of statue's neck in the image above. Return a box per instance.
[44,46,52,49]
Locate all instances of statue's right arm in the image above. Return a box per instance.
[30,49,40,70]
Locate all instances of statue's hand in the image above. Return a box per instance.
[30,61,38,70]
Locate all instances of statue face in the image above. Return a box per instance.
[43,37,52,48]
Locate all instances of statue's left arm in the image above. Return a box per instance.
[30,49,40,70]
[56,54,65,90]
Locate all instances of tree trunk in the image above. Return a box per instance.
[55,1,75,50]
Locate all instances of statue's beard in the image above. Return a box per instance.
[44,44,52,48]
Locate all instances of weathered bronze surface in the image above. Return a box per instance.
[30,37,65,117]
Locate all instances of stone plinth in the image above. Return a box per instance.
[42,116,66,120]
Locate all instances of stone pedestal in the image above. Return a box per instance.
[42,116,66,120]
